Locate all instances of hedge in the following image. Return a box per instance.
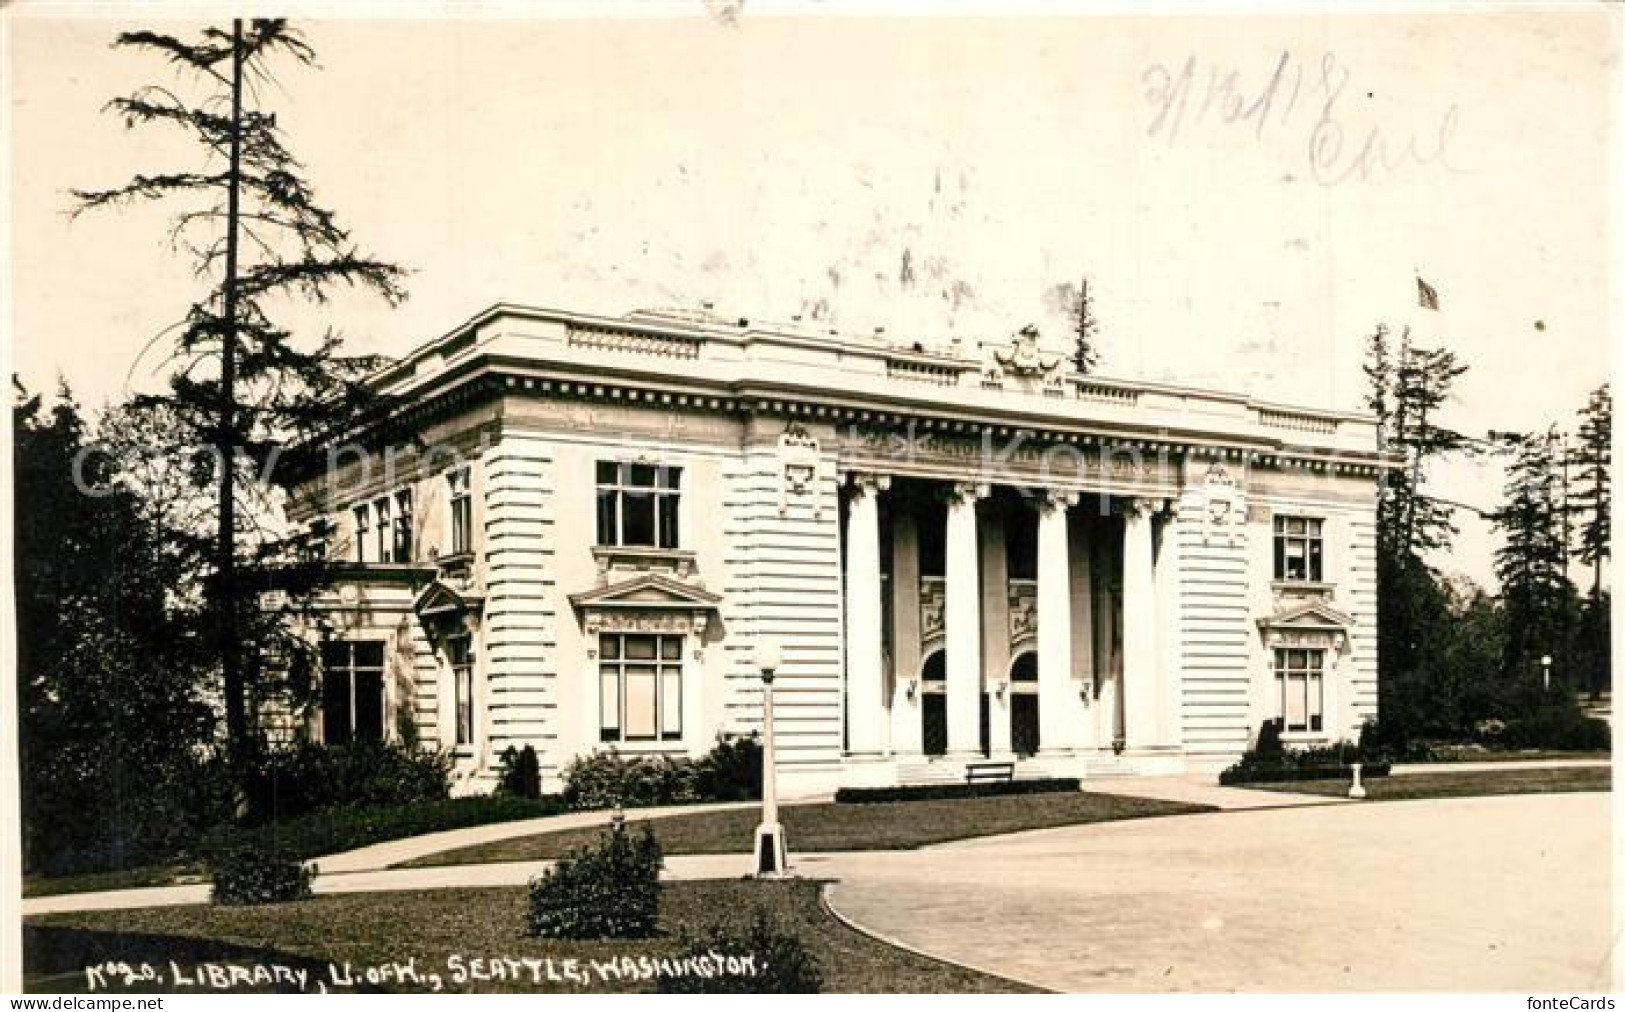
[834,778,1080,804]
[1218,761,1393,786]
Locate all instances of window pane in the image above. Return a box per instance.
[1273,537,1285,580]
[624,635,657,660]
[660,635,682,660]
[356,641,385,670]
[456,668,473,745]
[622,492,655,545]
[1309,672,1324,732]
[452,500,471,554]
[628,463,656,487]
[321,641,349,671]
[1308,540,1323,581]
[354,669,384,743]
[596,490,618,545]
[1285,673,1307,730]
[596,461,620,486]
[600,635,621,660]
[661,669,682,739]
[659,465,682,490]
[600,667,620,740]
[657,493,679,549]
[1307,518,1323,537]
[1273,516,1286,534]
[323,670,352,746]
[624,666,657,739]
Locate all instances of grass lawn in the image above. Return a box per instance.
[23,863,208,900]
[24,880,1035,994]
[1403,749,1611,764]
[405,792,1211,868]
[1247,765,1611,801]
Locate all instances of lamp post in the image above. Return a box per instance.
[753,638,788,878]
[1541,654,1552,693]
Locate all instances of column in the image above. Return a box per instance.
[889,509,924,756]
[1154,507,1184,750]
[1121,498,1159,750]
[844,472,889,756]
[1068,510,1098,751]
[1038,490,1083,753]
[981,508,1011,757]
[944,481,987,757]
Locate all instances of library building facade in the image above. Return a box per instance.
[279,303,1387,794]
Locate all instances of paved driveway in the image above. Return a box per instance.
[820,793,1612,993]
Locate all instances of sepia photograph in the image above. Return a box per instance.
[1,0,1616,997]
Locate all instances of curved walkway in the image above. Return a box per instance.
[822,792,1613,992]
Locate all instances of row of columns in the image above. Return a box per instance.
[844,473,1182,759]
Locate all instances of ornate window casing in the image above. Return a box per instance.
[1257,600,1353,741]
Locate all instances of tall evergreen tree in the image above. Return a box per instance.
[1492,430,1579,691]
[1362,324,1472,746]
[72,20,407,777]
[1071,275,1101,375]
[1568,384,1611,696]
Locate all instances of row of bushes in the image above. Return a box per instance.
[834,778,1080,804]
[1219,721,1392,786]
[561,735,762,810]
[1472,706,1610,752]
[243,740,454,823]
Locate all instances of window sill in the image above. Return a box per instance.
[1272,580,1336,595]
[591,545,697,579]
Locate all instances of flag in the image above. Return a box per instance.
[1416,275,1441,311]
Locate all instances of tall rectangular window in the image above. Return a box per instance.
[595,462,681,549]
[374,496,392,563]
[1273,516,1324,582]
[353,504,370,563]
[449,636,474,746]
[448,468,472,556]
[598,633,683,743]
[393,489,414,563]
[320,640,385,745]
[1274,648,1324,733]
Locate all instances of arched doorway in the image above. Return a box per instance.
[920,650,947,756]
[918,650,991,757]
[1010,651,1039,757]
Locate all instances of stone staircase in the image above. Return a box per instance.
[894,753,1144,785]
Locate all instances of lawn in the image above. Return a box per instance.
[405,791,1212,868]
[24,880,1036,994]
[1247,765,1611,801]
[23,863,207,900]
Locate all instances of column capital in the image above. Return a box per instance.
[845,471,891,496]
[944,481,990,506]
[1035,488,1080,513]
[1122,495,1173,518]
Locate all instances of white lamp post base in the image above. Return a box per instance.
[1348,761,1367,800]
[754,821,788,877]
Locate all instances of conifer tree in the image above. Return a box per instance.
[72,20,407,775]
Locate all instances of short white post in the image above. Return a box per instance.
[753,638,788,877]
[1348,761,1367,800]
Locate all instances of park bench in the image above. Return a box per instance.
[964,760,1016,785]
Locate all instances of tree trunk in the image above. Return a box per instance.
[218,19,247,779]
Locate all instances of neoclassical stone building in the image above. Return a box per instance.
[279,303,1386,794]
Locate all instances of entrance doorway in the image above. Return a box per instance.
[1010,651,1039,757]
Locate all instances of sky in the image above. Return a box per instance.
[5,2,1617,588]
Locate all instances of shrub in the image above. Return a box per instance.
[835,778,1080,804]
[562,749,699,810]
[695,734,762,802]
[660,908,823,994]
[1218,740,1392,786]
[244,741,452,822]
[208,840,314,905]
[527,822,663,939]
[498,745,543,800]
[1495,706,1610,751]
